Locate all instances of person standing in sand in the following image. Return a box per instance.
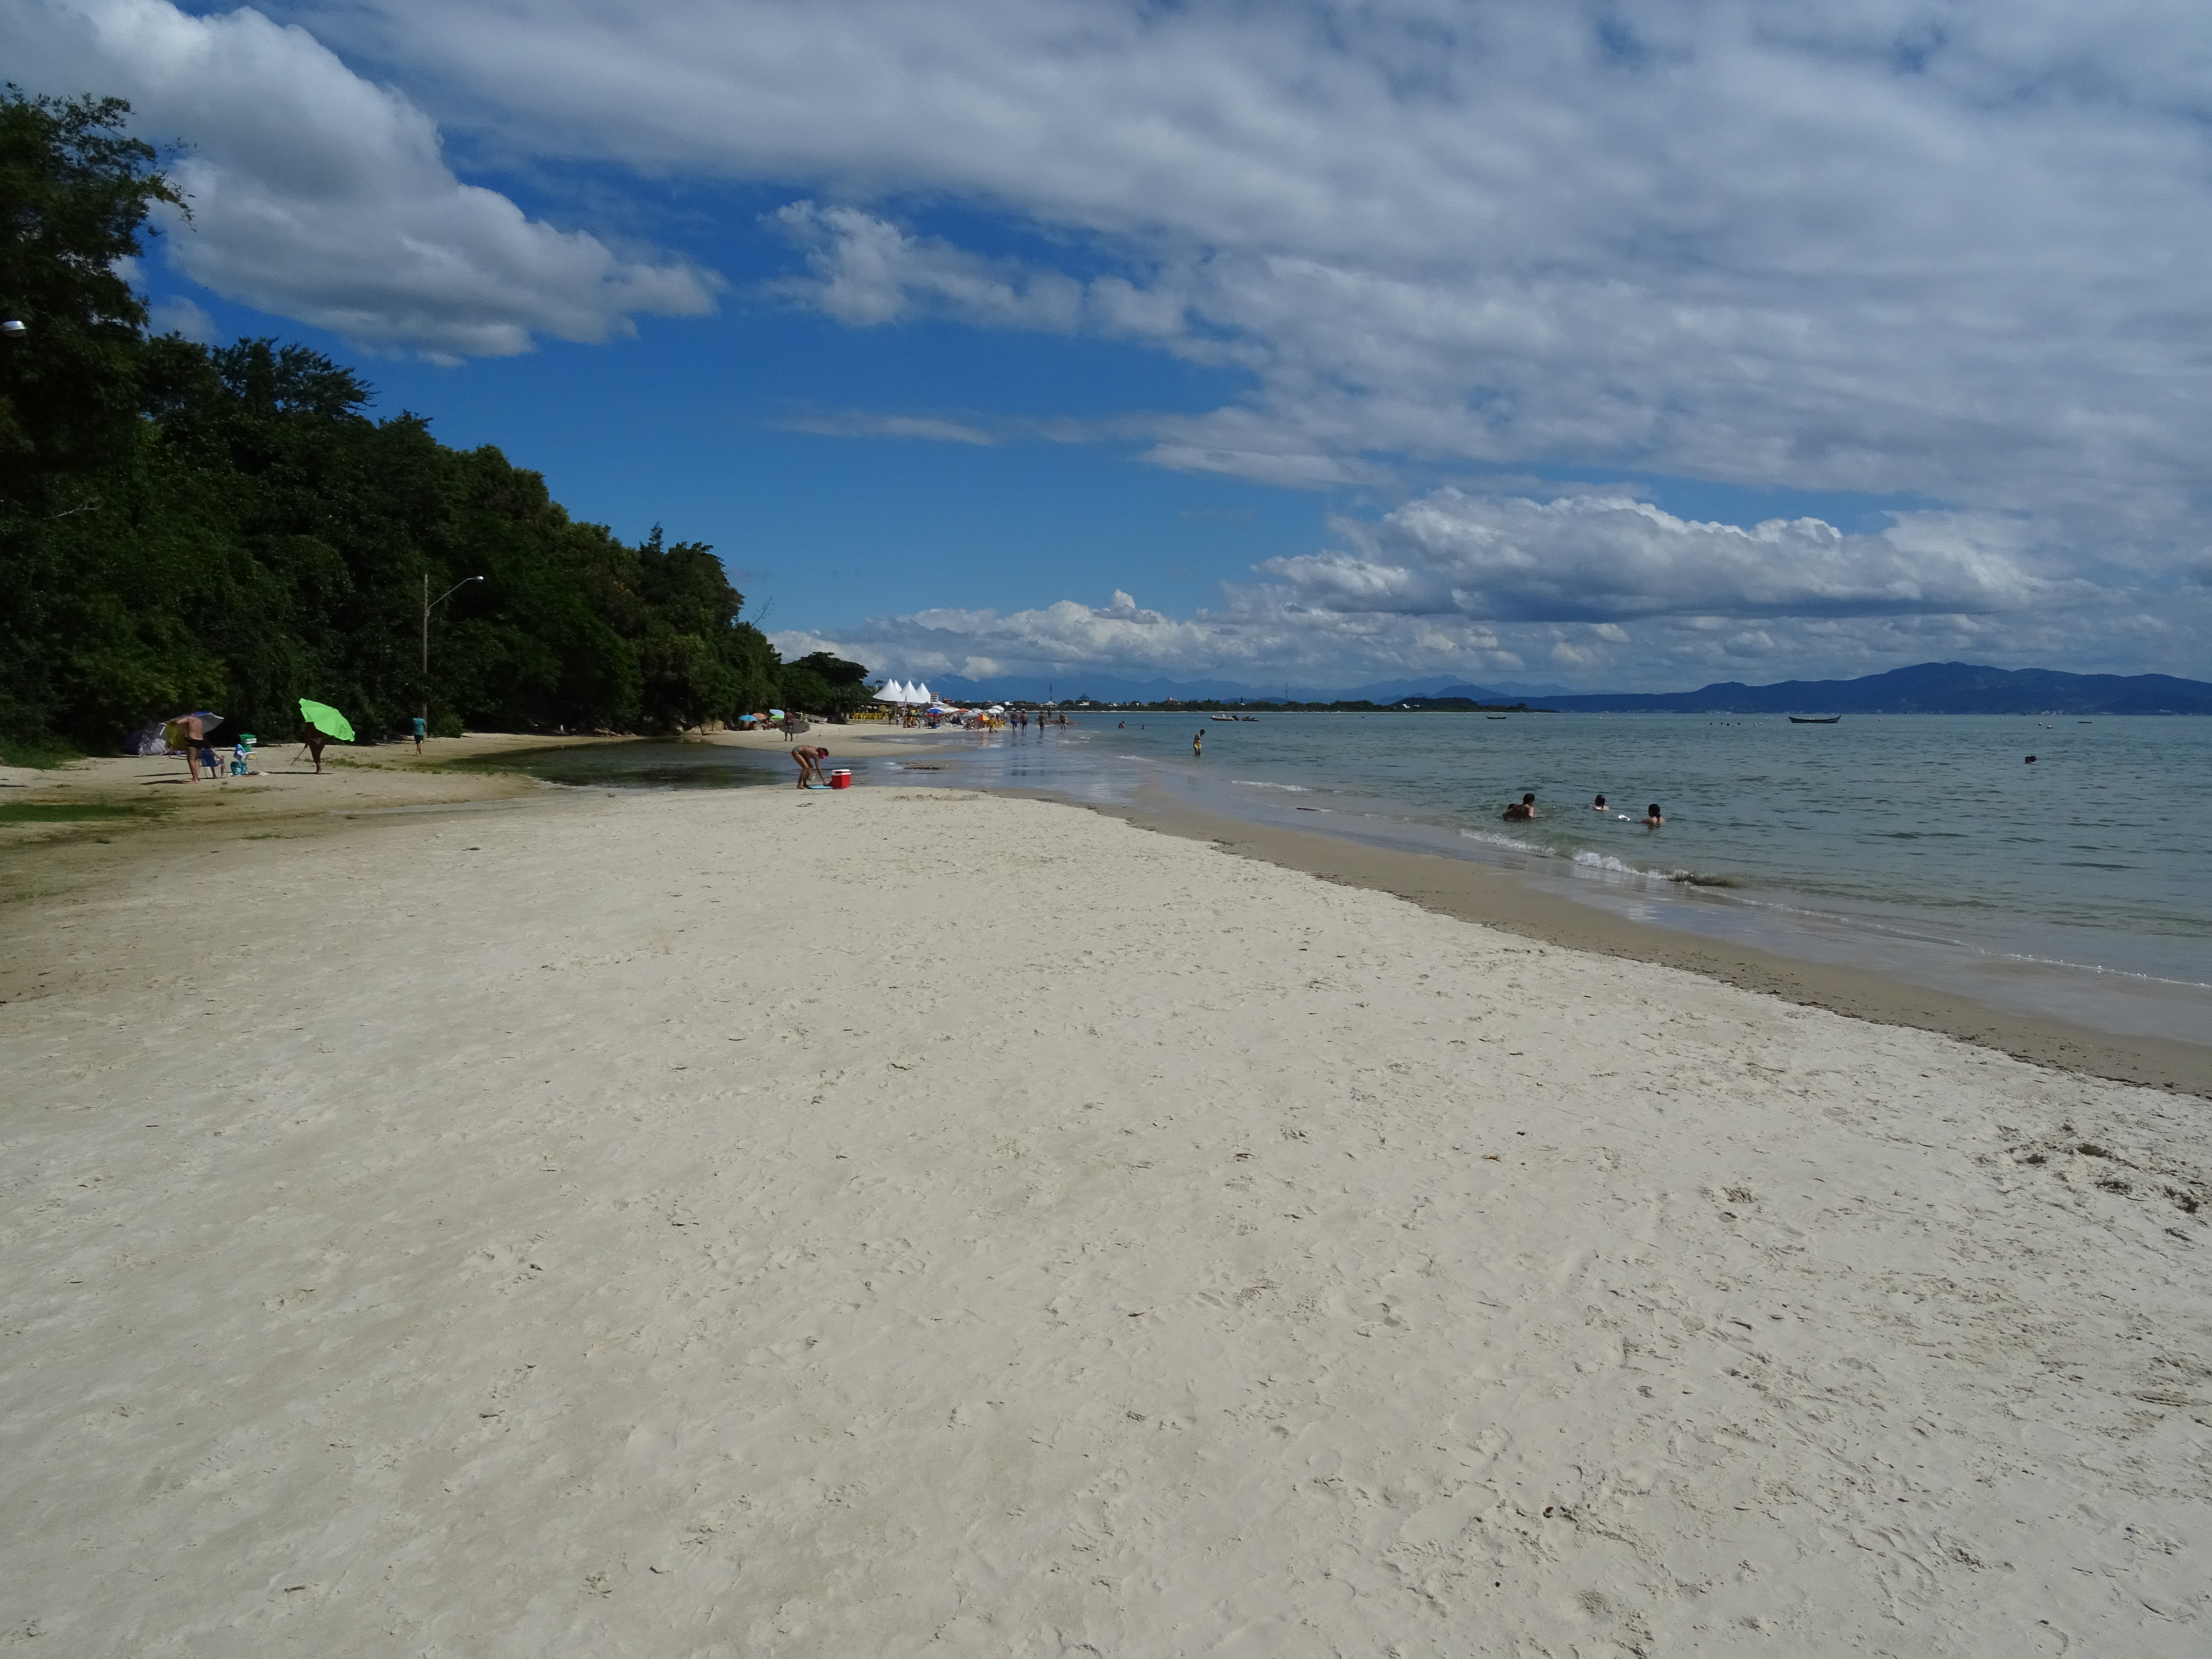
[302,726,329,774]
[413,714,427,754]
[168,713,204,781]
[792,745,830,789]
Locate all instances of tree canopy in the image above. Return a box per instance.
[0,87,859,753]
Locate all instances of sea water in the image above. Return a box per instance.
[905,713,2212,1046]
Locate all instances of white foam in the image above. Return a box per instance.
[1572,849,1695,885]
[1233,779,1311,792]
[1459,828,1545,857]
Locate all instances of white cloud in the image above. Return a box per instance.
[1256,491,2045,623]
[772,204,1091,334]
[146,295,218,342]
[9,0,717,358]
[773,410,997,446]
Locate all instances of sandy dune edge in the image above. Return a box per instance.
[3,785,2207,1656]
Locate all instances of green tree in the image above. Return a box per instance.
[0,86,861,754]
[0,88,183,501]
[782,650,870,716]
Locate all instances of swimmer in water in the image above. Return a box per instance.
[1501,792,1536,822]
[1591,793,1608,812]
[1642,803,1664,827]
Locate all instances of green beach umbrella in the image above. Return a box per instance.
[298,699,355,741]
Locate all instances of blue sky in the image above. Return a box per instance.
[15,0,2212,691]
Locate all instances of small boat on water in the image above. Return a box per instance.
[1788,714,1842,724]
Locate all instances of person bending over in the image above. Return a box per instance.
[792,745,830,788]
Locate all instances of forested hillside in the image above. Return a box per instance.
[1,89,864,754]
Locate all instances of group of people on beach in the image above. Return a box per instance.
[165,713,265,781]
[1505,791,1664,828]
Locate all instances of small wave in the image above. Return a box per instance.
[1232,779,1311,792]
[1572,849,1697,885]
[1460,828,1546,856]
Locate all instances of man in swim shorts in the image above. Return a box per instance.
[169,714,204,781]
[792,745,830,788]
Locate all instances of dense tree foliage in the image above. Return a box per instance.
[1,89,851,753]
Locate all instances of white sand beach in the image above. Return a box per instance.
[3,778,2207,1656]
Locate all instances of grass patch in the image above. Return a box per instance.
[0,802,143,824]
[0,738,86,770]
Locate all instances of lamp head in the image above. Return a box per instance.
[1,319,26,337]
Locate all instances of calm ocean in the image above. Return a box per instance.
[500,713,2212,1046]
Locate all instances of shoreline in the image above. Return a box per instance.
[1010,783,2212,1099]
[9,731,2204,1096]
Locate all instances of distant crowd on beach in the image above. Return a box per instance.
[1504,791,1665,828]
[156,709,397,782]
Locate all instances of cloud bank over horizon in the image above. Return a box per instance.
[771,486,2196,693]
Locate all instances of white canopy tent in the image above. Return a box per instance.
[873,680,907,704]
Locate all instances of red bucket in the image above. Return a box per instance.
[829,768,852,789]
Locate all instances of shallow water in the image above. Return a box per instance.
[491,717,2212,1047]
[468,740,789,791]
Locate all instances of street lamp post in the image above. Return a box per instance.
[421,573,483,724]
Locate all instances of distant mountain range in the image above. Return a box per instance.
[1536,661,2212,715]
[923,661,2211,713]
